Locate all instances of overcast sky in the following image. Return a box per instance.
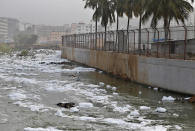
[0,0,93,25]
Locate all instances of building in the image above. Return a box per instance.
[0,18,8,43]
[32,24,70,44]
[48,31,68,44]
[70,22,96,34]
[0,17,19,43]
[34,25,70,37]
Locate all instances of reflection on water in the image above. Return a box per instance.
[0,49,194,131]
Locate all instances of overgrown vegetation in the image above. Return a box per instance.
[14,33,38,49]
[17,50,29,56]
[0,44,13,54]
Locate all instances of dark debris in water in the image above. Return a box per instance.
[57,102,75,109]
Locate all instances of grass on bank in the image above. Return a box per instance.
[0,43,13,54]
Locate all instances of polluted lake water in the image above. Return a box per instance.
[0,49,195,131]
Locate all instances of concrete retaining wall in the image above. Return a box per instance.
[62,47,195,95]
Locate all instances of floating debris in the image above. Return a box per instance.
[56,102,75,109]
[188,96,195,103]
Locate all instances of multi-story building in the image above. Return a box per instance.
[0,18,8,43]
[0,17,19,43]
[32,24,70,44]
[70,22,96,34]
[34,25,70,37]
[48,31,68,44]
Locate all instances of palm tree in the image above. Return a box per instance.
[143,0,193,40]
[133,0,148,53]
[96,0,115,47]
[124,0,134,31]
[112,0,125,31]
[83,0,100,47]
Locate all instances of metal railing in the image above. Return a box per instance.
[62,26,195,60]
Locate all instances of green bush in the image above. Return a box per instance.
[0,44,13,54]
[17,50,29,56]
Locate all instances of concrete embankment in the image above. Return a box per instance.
[62,47,195,95]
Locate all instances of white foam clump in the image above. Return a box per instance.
[70,107,79,112]
[102,118,127,125]
[14,101,47,112]
[173,113,179,117]
[155,107,167,113]
[106,85,112,89]
[79,102,94,108]
[112,87,117,91]
[45,82,76,92]
[98,71,103,74]
[140,106,151,111]
[55,110,65,117]
[5,77,37,84]
[79,116,97,122]
[153,88,158,91]
[141,125,168,131]
[175,125,182,130]
[24,127,63,131]
[113,92,119,95]
[86,84,100,88]
[66,67,96,72]
[102,118,165,130]
[99,82,105,86]
[91,95,109,104]
[185,97,191,100]
[162,96,175,101]
[112,103,131,113]
[129,110,140,117]
[8,91,26,100]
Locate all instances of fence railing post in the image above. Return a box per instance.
[183,26,187,60]
[145,28,149,56]
[155,28,160,58]
[132,30,135,54]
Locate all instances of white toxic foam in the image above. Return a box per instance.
[79,102,94,108]
[175,125,182,130]
[140,106,151,111]
[155,107,167,113]
[8,91,26,100]
[86,84,100,88]
[78,116,97,122]
[70,107,80,112]
[112,103,131,113]
[5,77,37,84]
[106,85,112,89]
[24,127,63,131]
[99,82,105,87]
[64,67,96,72]
[14,101,48,112]
[129,110,140,117]
[162,96,175,101]
[112,87,117,91]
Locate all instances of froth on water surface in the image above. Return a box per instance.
[0,49,194,131]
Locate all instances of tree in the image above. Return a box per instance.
[124,0,134,31]
[96,0,115,46]
[133,0,148,53]
[143,0,193,40]
[84,0,100,46]
[112,0,125,31]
